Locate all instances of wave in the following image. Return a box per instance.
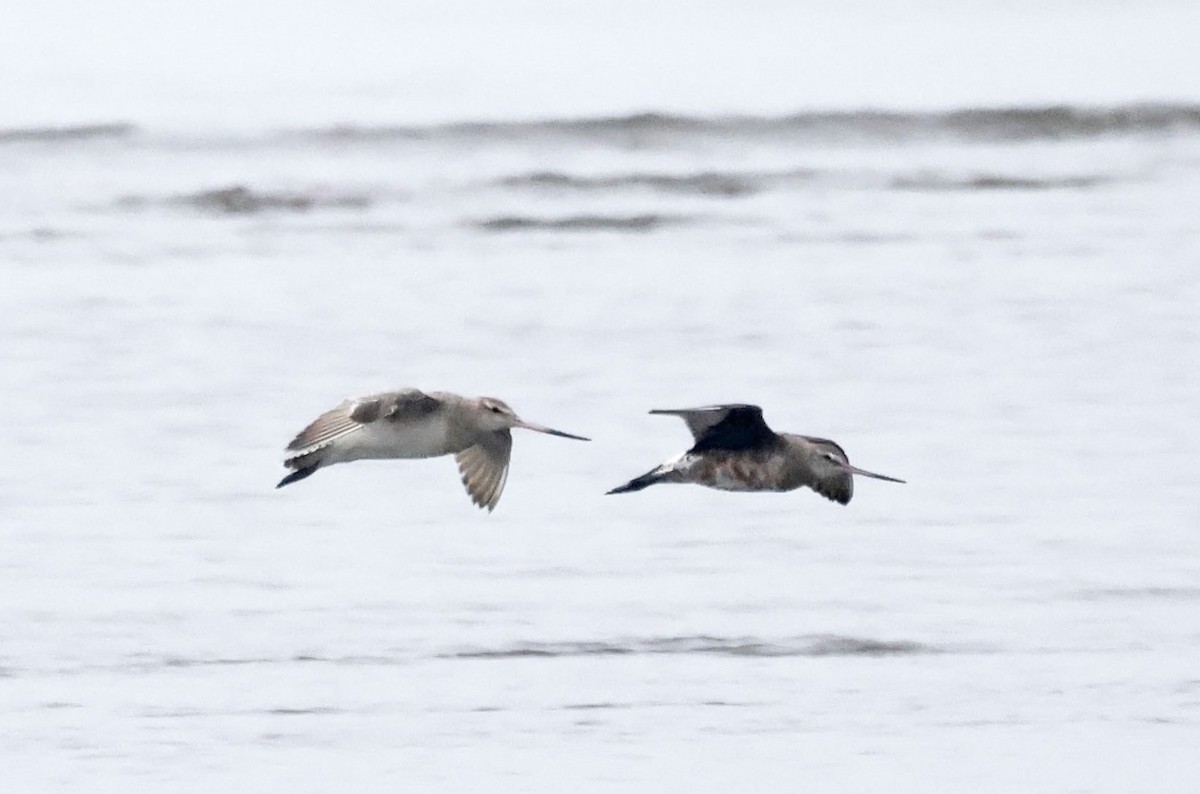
[474,213,688,232]
[438,634,938,660]
[890,173,1108,191]
[15,638,942,679]
[0,122,136,144]
[496,168,815,197]
[11,103,1198,151]
[495,167,1102,198]
[1075,586,1200,601]
[295,103,1200,145]
[119,184,372,214]
[132,653,403,672]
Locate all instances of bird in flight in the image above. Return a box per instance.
[607,404,904,504]
[277,388,589,511]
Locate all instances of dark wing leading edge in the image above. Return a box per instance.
[650,404,778,452]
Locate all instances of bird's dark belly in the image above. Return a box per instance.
[691,454,794,492]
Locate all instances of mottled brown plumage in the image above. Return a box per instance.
[607,404,903,505]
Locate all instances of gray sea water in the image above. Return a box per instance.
[4,103,1198,792]
[4,3,1200,787]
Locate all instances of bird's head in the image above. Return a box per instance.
[476,396,520,431]
[474,396,590,441]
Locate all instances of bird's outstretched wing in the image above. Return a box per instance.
[454,430,513,512]
[651,404,777,452]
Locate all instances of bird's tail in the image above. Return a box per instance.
[276,462,319,489]
[276,444,328,489]
[606,467,664,495]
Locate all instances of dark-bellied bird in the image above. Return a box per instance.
[607,404,904,504]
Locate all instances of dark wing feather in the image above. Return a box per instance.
[687,405,777,452]
[650,404,775,450]
[356,389,441,423]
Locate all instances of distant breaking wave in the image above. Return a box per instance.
[0,122,135,143]
[496,168,816,197]
[439,634,938,659]
[889,173,1109,191]
[474,213,688,232]
[496,168,1104,196]
[12,637,946,677]
[299,103,1200,145]
[118,184,373,214]
[6,103,1200,149]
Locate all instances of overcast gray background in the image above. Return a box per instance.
[5,0,1200,128]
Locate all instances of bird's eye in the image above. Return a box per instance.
[490,406,502,413]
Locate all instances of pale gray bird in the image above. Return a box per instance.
[277,389,589,511]
[607,404,904,504]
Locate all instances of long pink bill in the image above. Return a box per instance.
[516,419,591,441]
[836,462,906,484]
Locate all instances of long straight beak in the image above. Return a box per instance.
[516,418,590,441]
[837,462,906,483]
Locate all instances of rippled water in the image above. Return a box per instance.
[3,101,1200,790]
